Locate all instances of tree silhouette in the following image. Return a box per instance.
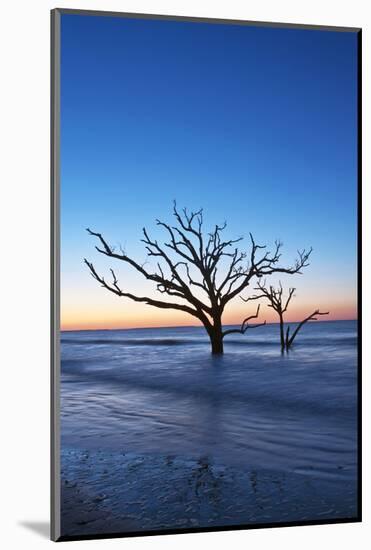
[84,204,312,354]
[242,281,329,351]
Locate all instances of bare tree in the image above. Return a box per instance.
[243,281,329,351]
[84,203,311,354]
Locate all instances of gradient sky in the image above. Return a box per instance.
[60,13,358,330]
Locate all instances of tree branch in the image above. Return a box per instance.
[222,305,266,338]
[286,309,329,348]
[221,237,312,307]
[86,227,212,317]
[84,258,203,320]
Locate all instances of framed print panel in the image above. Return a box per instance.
[51,9,361,542]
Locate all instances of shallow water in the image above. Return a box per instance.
[61,320,358,486]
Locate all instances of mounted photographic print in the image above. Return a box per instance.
[51,9,362,542]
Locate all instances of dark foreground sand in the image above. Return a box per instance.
[61,448,357,537]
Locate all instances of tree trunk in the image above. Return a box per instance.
[279,313,285,351]
[209,315,224,355]
[210,331,224,354]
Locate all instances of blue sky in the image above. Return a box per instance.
[60,13,358,329]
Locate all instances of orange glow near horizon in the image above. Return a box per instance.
[61,300,357,331]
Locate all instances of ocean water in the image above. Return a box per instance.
[60,320,358,486]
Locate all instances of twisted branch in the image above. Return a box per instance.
[222,305,266,338]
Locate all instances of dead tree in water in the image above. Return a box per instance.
[84,203,311,355]
[242,281,329,351]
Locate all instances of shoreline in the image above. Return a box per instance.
[61,447,357,537]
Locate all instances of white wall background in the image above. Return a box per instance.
[0,0,369,548]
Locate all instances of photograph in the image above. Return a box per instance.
[54,10,360,540]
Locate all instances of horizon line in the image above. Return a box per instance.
[60,318,357,333]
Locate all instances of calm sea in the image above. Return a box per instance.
[61,320,358,484]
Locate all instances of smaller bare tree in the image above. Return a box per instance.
[242,281,329,351]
